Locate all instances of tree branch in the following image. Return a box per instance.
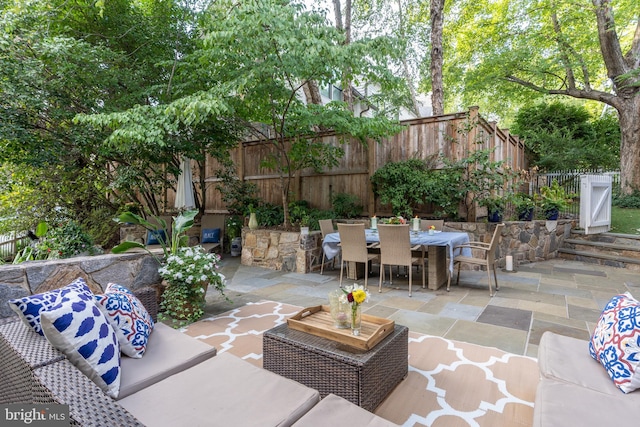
[551,12,576,90]
[592,0,628,82]
[504,74,620,108]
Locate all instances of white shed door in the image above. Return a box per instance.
[580,175,612,235]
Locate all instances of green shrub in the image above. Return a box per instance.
[15,220,98,262]
[613,190,640,209]
[331,193,362,219]
[256,203,284,227]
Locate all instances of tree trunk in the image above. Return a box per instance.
[430,0,444,116]
[617,97,640,195]
[398,0,420,117]
[303,80,323,106]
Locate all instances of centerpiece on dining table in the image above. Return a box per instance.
[382,215,406,225]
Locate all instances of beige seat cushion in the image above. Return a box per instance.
[292,394,399,427]
[533,378,640,427]
[119,352,320,427]
[117,322,217,399]
[537,331,619,396]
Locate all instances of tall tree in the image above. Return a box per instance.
[83,0,406,226]
[351,0,427,117]
[333,0,355,110]
[0,1,176,228]
[429,0,444,115]
[445,0,639,193]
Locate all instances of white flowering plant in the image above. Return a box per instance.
[158,245,227,324]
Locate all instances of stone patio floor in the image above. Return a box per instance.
[203,256,640,358]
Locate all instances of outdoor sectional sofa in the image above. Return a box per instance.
[0,286,398,427]
[534,331,640,426]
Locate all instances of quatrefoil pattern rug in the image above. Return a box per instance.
[182,300,538,427]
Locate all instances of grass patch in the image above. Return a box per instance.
[611,207,640,235]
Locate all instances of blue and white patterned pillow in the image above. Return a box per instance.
[41,295,121,398]
[7,278,94,335]
[201,228,221,244]
[94,283,154,358]
[589,292,640,393]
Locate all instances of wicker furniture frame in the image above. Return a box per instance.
[0,287,158,426]
[263,323,408,412]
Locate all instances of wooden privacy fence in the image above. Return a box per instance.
[168,106,526,217]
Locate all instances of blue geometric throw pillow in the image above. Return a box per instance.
[201,228,221,244]
[7,277,94,335]
[94,283,154,358]
[41,295,121,398]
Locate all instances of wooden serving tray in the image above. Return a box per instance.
[287,305,395,351]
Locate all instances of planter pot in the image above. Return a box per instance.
[248,212,258,230]
[518,208,534,221]
[488,210,503,223]
[231,237,242,256]
[545,209,559,220]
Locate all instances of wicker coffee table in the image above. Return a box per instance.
[263,323,408,412]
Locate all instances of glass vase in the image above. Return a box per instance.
[351,304,362,336]
[328,290,350,329]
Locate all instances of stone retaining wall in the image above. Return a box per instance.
[240,220,576,273]
[445,220,576,269]
[0,252,161,319]
[240,228,322,273]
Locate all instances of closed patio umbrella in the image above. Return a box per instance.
[175,157,195,209]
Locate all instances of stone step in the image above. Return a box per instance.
[558,248,640,267]
[563,238,640,253]
[568,230,640,247]
[559,231,640,270]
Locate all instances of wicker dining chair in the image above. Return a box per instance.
[377,224,426,297]
[337,223,379,290]
[447,223,505,296]
[319,219,336,275]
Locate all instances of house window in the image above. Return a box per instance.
[331,85,343,101]
[320,83,343,101]
[320,84,330,98]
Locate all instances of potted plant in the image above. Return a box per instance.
[299,215,310,236]
[513,193,536,221]
[479,196,506,223]
[112,209,229,325]
[539,181,575,220]
[158,246,227,324]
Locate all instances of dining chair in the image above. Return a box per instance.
[319,219,336,275]
[377,224,426,297]
[447,223,505,296]
[337,223,379,290]
[419,219,445,231]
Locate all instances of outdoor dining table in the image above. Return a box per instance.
[322,229,472,290]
